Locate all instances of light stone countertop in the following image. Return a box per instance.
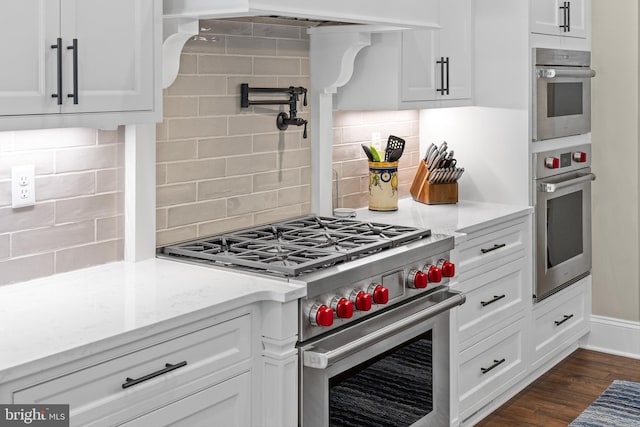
[0,258,305,383]
[0,198,532,383]
[355,198,533,241]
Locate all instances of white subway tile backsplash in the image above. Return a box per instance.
[198,176,253,201]
[97,216,124,241]
[253,23,301,39]
[157,139,197,162]
[254,57,301,75]
[55,194,118,224]
[12,221,95,257]
[253,169,300,192]
[168,75,227,96]
[0,151,54,180]
[157,183,197,207]
[227,191,278,216]
[0,181,10,207]
[156,225,197,247]
[163,97,199,118]
[56,145,118,173]
[227,153,277,175]
[197,214,254,236]
[252,132,301,152]
[167,199,227,228]
[0,234,8,260]
[198,135,252,158]
[168,117,228,139]
[0,253,55,286]
[276,39,310,57]
[199,96,243,116]
[0,132,13,151]
[56,240,121,274]
[14,128,97,150]
[198,55,252,75]
[36,172,95,202]
[227,36,277,56]
[0,203,55,234]
[166,158,226,183]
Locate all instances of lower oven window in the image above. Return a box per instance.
[547,190,583,267]
[329,330,432,427]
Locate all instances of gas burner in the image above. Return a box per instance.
[160,215,432,277]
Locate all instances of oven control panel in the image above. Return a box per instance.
[535,144,591,179]
[299,253,456,340]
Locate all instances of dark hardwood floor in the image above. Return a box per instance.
[476,349,640,426]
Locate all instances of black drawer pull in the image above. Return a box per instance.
[554,314,574,326]
[481,294,506,307]
[481,243,506,254]
[122,361,187,389]
[51,38,63,105]
[481,358,506,375]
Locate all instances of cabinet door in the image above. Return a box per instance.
[401,0,471,102]
[401,29,440,102]
[59,0,155,114]
[531,0,587,39]
[0,0,60,116]
[121,372,252,427]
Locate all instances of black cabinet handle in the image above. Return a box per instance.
[481,243,506,254]
[481,358,506,374]
[51,38,62,105]
[554,314,574,326]
[122,361,187,389]
[481,294,506,307]
[444,56,450,95]
[67,39,78,104]
[560,2,570,32]
[436,57,446,95]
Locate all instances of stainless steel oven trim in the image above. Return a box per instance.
[535,167,593,301]
[302,288,465,369]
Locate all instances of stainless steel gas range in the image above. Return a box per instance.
[159,215,465,427]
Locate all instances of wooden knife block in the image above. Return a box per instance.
[410,160,458,204]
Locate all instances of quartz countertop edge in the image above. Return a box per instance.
[0,258,305,383]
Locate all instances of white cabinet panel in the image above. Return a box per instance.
[0,0,59,116]
[60,0,155,113]
[121,372,251,427]
[531,0,588,39]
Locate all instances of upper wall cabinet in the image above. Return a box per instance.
[531,0,589,39]
[0,0,161,130]
[335,0,471,110]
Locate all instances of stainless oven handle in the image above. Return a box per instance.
[536,69,596,79]
[302,291,466,369]
[538,173,596,193]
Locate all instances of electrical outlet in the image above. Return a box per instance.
[11,165,35,208]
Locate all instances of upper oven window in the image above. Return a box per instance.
[547,82,584,117]
[329,331,433,427]
[547,190,584,268]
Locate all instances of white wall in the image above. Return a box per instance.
[590,0,640,321]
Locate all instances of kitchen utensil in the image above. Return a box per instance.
[369,145,383,162]
[424,143,437,161]
[384,135,406,162]
[361,144,374,161]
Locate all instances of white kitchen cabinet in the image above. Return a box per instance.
[0,0,160,130]
[531,0,589,39]
[121,372,252,427]
[401,0,472,102]
[451,212,533,424]
[335,0,472,110]
[8,309,254,427]
[530,276,591,371]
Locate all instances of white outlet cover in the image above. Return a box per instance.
[11,164,35,208]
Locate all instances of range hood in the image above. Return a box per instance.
[163,0,440,28]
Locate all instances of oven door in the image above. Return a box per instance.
[299,288,465,427]
[535,168,595,301]
[534,66,595,141]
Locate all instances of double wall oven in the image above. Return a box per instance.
[534,144,596,301]
[159,215,465,426]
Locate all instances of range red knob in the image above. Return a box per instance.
[438,259,456,278]
[407,270,428,289]
[331,297,354,319]
[368,284,389,304]
[310,304,334,327]
[350,290,372,311]
[426,265,442,283]
[573,151,587,163]
[545,157,560,169]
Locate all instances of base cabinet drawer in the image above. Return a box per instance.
[532,277,591,370]
[455,218,529,281]
[13,314,252,426]
[121,371,252,427]
[458,318,527,419]
[456,258,527,348]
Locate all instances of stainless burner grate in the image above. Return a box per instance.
[160,215,431,277]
